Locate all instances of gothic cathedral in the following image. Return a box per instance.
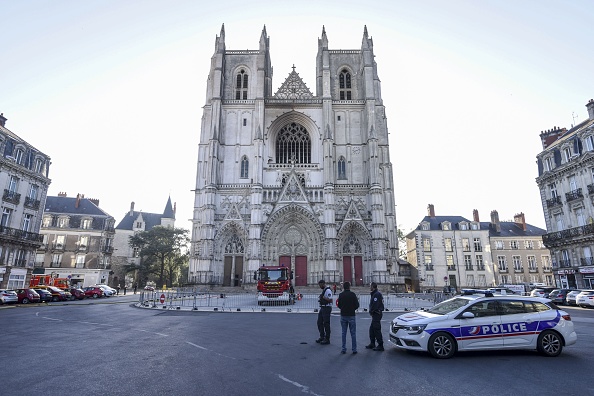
[190,25,403,288]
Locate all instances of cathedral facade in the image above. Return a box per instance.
[189,25,404,288]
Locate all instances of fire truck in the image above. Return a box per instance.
[29,274,70,290]
[254,265,295,305]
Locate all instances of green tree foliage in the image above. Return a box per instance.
[128,226,189,288]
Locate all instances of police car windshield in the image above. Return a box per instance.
[427,298,471,315]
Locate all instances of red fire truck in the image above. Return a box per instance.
[29,274,70,290]
[254,265,295,305]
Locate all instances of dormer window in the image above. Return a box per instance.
[544,156,554,171]
[339,69,352,100]
[14,149,24,164]
[459,223,468,230]
[471,223,479,230]
[35,158,44,173]
[442,222,451,231]
[563,146,572,163]
[421,222,429,231]
[235,69,248,100]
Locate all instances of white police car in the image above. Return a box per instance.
[389,291,577,359]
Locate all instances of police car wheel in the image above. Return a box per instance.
[428,332,456,359]
[537,330,562,357]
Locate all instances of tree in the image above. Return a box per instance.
[397,226,409,260]
[128,226,190,288]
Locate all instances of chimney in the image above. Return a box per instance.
[0,113,6,128]
[473,209,479,223]
[514,212,527,231]
[58,192,67,197]
[129,202,135,216]
[89,198,100,207]
[490,210,501,233]
[587,99,594,120]
[539,126,567,149]
[427,204,435,218]
[75,193,81,209]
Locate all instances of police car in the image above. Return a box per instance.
[389,291,577,359]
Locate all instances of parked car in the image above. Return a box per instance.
[530,287,556,298]
[549,289,571,305]
[69,288,86,300]
[93,285,115,297]
[32,286,67,302]
[34,288,53,303]
[84,286,104,299]
[15,288,40,304]
[566,290,583,306]
[0,289,18,304]
[576,290,594,308]
[389,292,577,358]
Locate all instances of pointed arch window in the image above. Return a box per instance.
[275,122,311,164]
[339,69,352,100]
[235,69,248,100]
[337,156,347,179]
[240,156,249,178]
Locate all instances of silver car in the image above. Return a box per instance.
[0,289,18,304]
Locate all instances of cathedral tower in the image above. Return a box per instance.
[190,25,401,288]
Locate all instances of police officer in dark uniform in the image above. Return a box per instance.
[316,279,333,345]
[366,282,384,351]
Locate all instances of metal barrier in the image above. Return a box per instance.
[138,288,442,313]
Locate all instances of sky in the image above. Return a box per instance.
[1,0,593,234]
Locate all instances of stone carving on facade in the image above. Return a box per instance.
[273,67,314,100]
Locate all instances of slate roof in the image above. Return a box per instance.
[45,196,110,217]
[413,216,483,231]
[115,197,175,231]
[486,221,547,237]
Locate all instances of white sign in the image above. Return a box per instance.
[579,267,594,274]
[0,267,6,274]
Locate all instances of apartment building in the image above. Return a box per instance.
[35,193,115,288]
[536,98,594,289]
[0,113,51,289]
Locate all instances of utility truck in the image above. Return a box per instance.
[254,265,295,305]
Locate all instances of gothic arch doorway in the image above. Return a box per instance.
[221,232,245,287]
[342,234,363,286]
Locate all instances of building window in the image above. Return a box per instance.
[525,240,534,249]
[28,185,38,200]
[421,223,429,231]
[426,274,435,287]
[76,254,85,268]
[22,214,32,232]
[81,219,92,229]
[495,240,504,250]
[476,255,484,270]
[478,274,486,287]
[1,208,12,227]
[542,255,552,271]
[240,156,249,178]
[444,238,453,252]
[466,274,475,287]
[576,208,586,227]
[276,122,311,164]
[500,275,509,284]
[497,255,507,271]
[424,255,433,270]
[471,223,479,230]
[7,273,25,289]
[235,69,248,100]
[473,238,482,252]
[527,255,536,271]
[462,238,471,252]
[513,256,522,272]
[35,158,44,173]
[55,235,65,249]
[58,217,68,228]
[442,222,451,231]
[14,149,23,164]
[510,240,519,249]
[42,216,52,227]
[446,255,455,270]
[544,156,553,171]
[8,175,18,193]
[586,135,594,151]
[422,237,431,252]
[339,69,352,100]
[337,157,346,179]
[563,146,572,162]
[549,183,558,198]
[464,255,472,270]
[79,236,88,249]
[554,214,564,232]
[459,223,468,230]
[51,253,62,267]
[243,118,247,127]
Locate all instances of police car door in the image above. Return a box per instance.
[499,299,540,347]
[456,300,503,350]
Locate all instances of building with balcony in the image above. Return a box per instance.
[536,98,594,289]
[0,113,51,289]
[35,193,115,288]
[488,210,552,287]
[406,205,496,292]
[111,198,176,288]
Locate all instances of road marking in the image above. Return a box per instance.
[186,341,208,350]
[41,317,62,321]
[277,374,323,396]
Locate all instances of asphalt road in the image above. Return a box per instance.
[2,297,593,396]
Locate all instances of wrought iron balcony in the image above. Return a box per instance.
[546,196,563,207]
[543,224,594,247]
[581,257,594,266]
[558,259,572,268]
[476,265,485,271]
[2,189,21,205]
[425,265,434,271]
[24,196,40,210]
[465,265,473,271]
[447,265,456,271]
[543,267,553,272]
[0,225,43,243]
[499,268,508,273]
[565,188,583,202]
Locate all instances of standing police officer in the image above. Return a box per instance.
[366,282,384,351]
[316,279,333,345]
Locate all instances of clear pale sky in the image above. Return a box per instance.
[1,0,593,233]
